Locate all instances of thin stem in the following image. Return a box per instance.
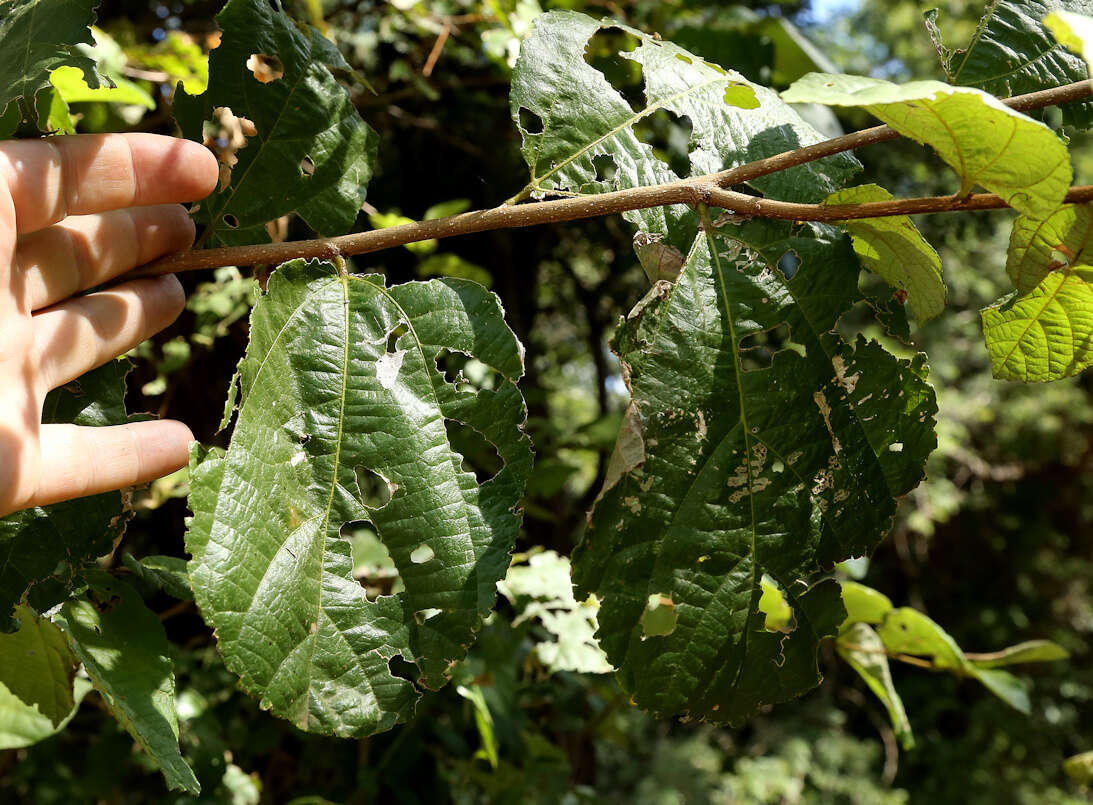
[133,80,1093,276]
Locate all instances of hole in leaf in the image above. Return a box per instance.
[434,348,500,393]
[410,544,435,564]
[592,154,617,184]
[444,419,503,483]
[584,27,645,113]
[300,155,315,177]
[738,322,805,371]
[777,250,801,280]
[758,574,796,634]
[415,608,443,625]
[889,442,904,453]
[354,466,396,510]
[208,107,256,191]
[246,53,284,83]
[377,323,409,391]
[640,593,677,638]
[386,323,409,354]
[388,655,420,685]
[223,214,240,229]
[633,108,693,178]
[518,107,544,134]
[343,523,403,600]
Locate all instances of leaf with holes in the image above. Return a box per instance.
[0,359,133,632]
[174,0,377,246]
[571,219,938,723]
[933,1,1093,129]
[1006,203,1093,292]
[510,10,860,253]
[55,573,199,793]
[825,184,945,322]
[186,259,532,737]
[783,73,1072,220]
[0,0,105,129]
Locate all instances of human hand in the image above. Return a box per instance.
[0,133,218,517]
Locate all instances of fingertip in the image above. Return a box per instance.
[152,272,186,322]
[128,134,219,202]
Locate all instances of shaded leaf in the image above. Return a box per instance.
[55,573,199,793]
[121,554,193,601]
[0,360,132,631]
[940,1,1093,129]
[0,605,88,749]
[836,622,913,749]
[782,73,1071,219]
[981,265,1093,381]
[174,0,377,246]
[186,260,532,737]
[0,0,104,127]
[825,184,945,321]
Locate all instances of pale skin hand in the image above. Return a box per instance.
[0,133,218,518]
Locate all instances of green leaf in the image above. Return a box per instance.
[1006,203,1093,292]
[511,10,860,249]
[417,253,493,288]
[0,605,87,749]
[757,575,795,633]
[967,639,1070,668]
[0,360,132,632]
[981,264,1093,381]
[782,73,1072,220]
[50,64,154,108]
[186,260,533,737]
[836,622,913,749]
[840,580,894,627]
[174,0,377,247]
[875,607,966,670]
[120,554,193,601]
[1045,9,1093,72]
[55,573,199,794]
[1065,750,1093,784]
[0,0,105,127]
[497,551,612,674]
[939,1,1093,129]
[825,184,945,321]
[572,222,937,722]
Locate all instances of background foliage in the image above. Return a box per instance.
[1,0,1092,802]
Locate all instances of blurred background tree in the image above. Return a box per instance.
[2,0,1091,802]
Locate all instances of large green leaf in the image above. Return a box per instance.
[174,0,377,247]
[186,260,532,737]
[0,605,88,749]
[0,360,132,631]
[936,1,1093,129]
[55,573,199,793]
[510,10,860,251]
[782,73,1072,220]
[836,622,913,749]
[572,218,937,722]
[982,264,1093,381]
[0,0,104,126]
[825,184,945,322]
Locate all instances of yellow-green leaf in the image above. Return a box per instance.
[1045,9,1093,71]
[783,73,1072,219]
[826,183,945,321]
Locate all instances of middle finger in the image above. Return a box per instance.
[16,205,195,311]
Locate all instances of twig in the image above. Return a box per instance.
[133,80,1093,276]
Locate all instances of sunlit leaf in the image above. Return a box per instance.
[186,260,532,737]
[836,622,913,749]
[55,573,199,794]
[783,73,1072,219]
[840,580,894,627]
[174,0,377,246]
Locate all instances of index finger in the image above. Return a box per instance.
[0,133,218,235]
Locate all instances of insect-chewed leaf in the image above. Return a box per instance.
[174,0,377,246]
[936,1,1093,129]
[186,260,532,738]
[0,0,104,129]
[1006,203,1093,292]
[510,10,859,252]
[573,221,937,724]
[825,184,945,322]
[783,73,1072,220]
